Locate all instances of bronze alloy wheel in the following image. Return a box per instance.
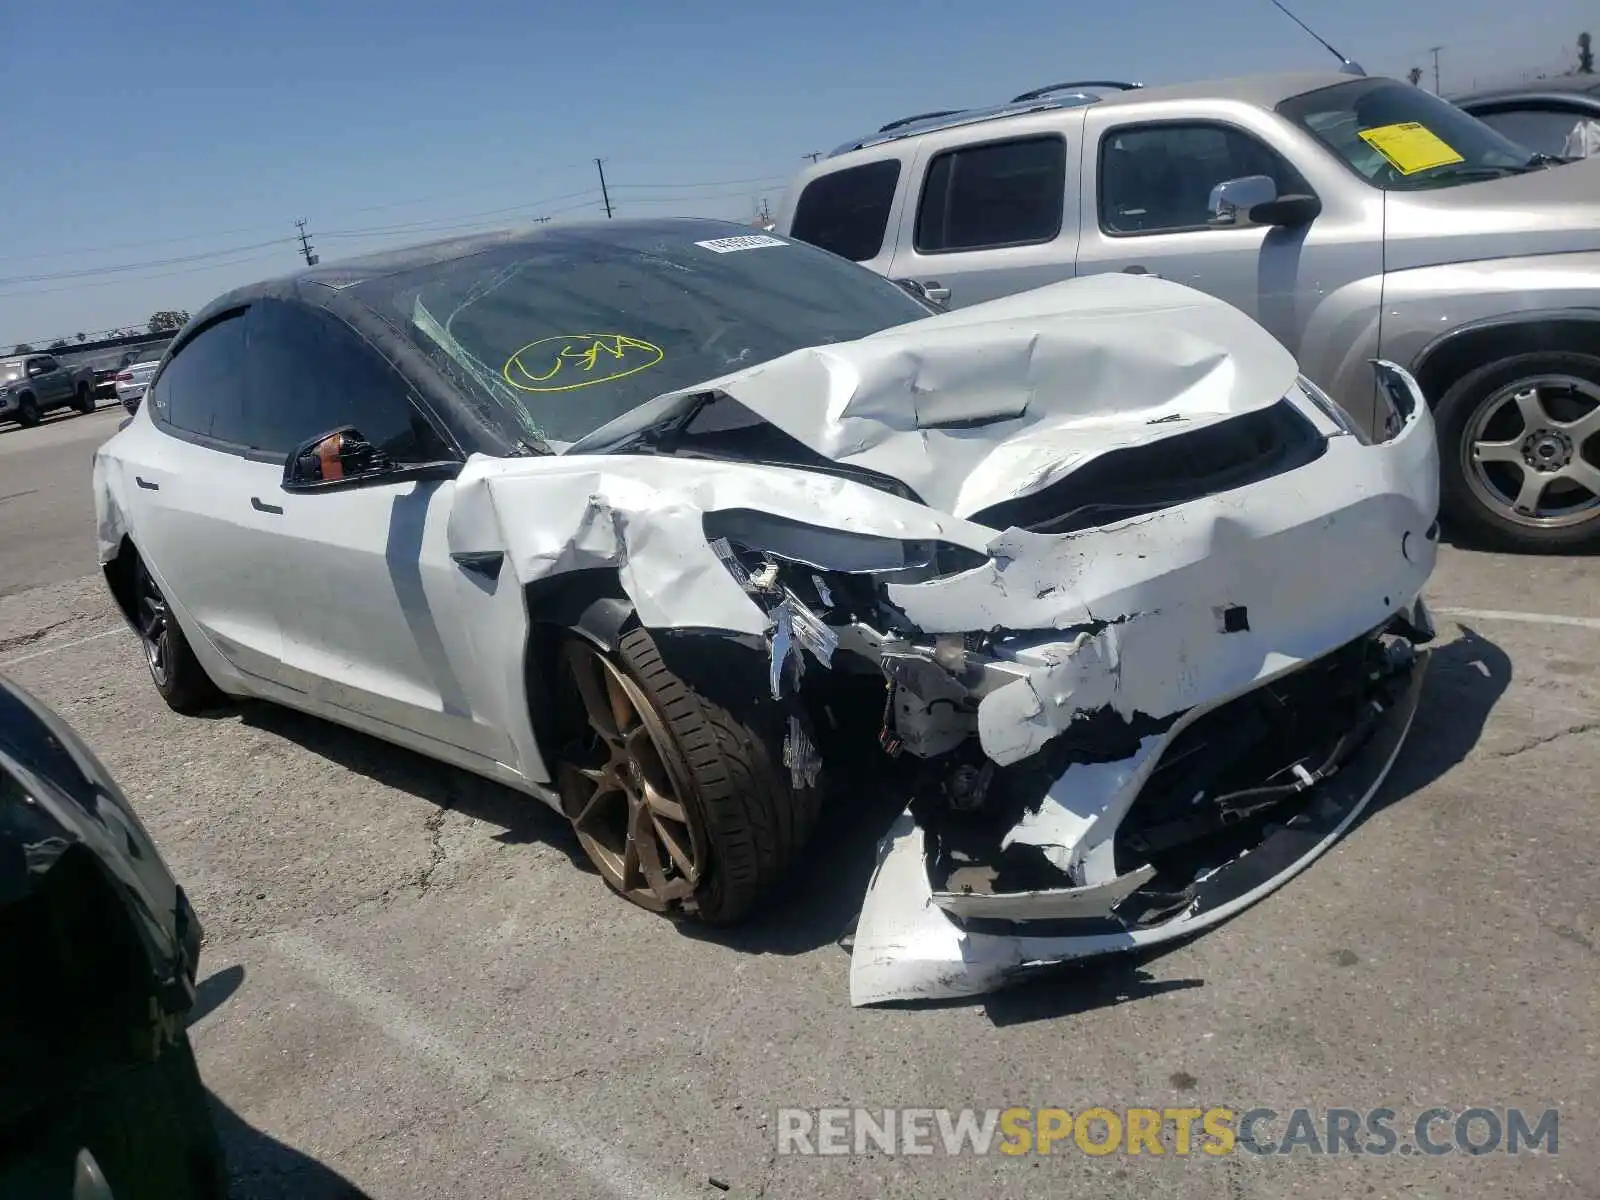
[557,639,709,912]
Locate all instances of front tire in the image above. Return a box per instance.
[555,628,819,924]
[133,557,222,714]
[16,395,39,427]
[1436,351,1600,552]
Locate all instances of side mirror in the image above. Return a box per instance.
[1248,193,1322,227]
[892,278,950,311]
[1207,175,1278,226]
[282,426,461,492]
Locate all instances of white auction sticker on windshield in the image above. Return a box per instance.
[694,234,788,253]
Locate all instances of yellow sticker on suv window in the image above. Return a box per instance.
[1356,122,1465,174]
[503,334,663,394]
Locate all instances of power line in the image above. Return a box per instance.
[0,238,295,287]
[608,174,791,190]
[318,187,599,239]
[0,249,290,301]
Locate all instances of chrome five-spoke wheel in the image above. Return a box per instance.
[1464,374,1600,529]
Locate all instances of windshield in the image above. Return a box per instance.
[1279,79,1538,190]
[355,222,933,449]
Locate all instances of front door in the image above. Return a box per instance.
[238,299,510,765]
[1073,112,1385,390]
[27,357,71,405]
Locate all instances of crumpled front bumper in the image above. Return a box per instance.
[848,364,1441,1005]
[850,629,1428,1005]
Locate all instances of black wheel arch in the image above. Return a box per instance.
[1411,310,1600,404]
[102,536,143,632]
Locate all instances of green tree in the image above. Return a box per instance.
[147,310,190,334]
[1407,66,1423,85]
[48,339,68,350]
[1579,31,1594,74]
[75,332,86,342]
[11,343,32,354]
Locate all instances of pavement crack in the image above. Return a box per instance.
[416,796,455,896]
[0,618,77,653]
[1492,720,1600,759]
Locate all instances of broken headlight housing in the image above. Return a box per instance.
[1296,374,1366,442]
[702,510,985,590]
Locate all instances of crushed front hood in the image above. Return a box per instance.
[569,273,1302,518]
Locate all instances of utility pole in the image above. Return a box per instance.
[594,158,613,219]
[294,218,319,266]
[756,197,772,225]
[802,152,822,163]
[1428,45,1444,93]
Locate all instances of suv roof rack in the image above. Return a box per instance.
[824,79,1143,159]
[877,109,966,133]
[1009,80,1143,103]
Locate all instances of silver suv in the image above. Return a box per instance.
[775,71,1600,552]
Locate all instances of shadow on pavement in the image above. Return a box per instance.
[1362,623,1511,817]
[235,701,589,869]
[187,965,246,1029]
[1435,518,1599,558]
[209,1092,373,1200]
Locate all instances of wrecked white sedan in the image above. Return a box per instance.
[93,219,1440,1005]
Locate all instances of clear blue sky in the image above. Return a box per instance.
[3,0,1589,347]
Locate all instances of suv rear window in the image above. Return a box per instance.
[914,135,1067,253]
[790,160,901,262]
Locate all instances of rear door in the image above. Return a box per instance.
[1073,104,1385,379]
[125,309,289,685]
[884,110,1086,309]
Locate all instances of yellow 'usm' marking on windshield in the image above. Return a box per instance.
[503,333,664,393]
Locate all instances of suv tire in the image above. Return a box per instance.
[1436,351,1600,552]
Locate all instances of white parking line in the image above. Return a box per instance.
[1434,606,1600,631]
[268,930,701,1200]
[0,625,128,668]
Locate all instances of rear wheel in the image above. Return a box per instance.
[74,383,96,414]
[16,394,39,427]
[1437,352,1600,552]
[133,557,222,714]
[555,628,818,924]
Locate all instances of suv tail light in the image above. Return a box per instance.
[116,372,133,382]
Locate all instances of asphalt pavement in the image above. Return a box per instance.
[1,411,1596,1198]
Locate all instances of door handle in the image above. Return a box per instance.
[920,281,951,302]
[135,476,159,491]
[1121,265,1163,279]
[250,496,284,514]
[451,550,504,581]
